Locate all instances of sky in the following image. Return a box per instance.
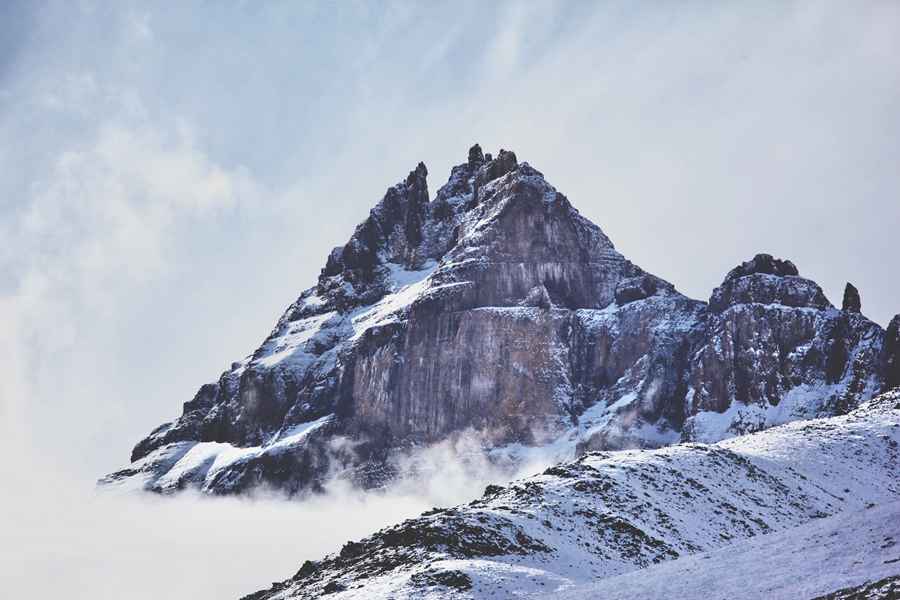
[0,1,899,599]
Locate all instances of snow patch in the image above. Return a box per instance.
[149,416,333,493]
[348,262,438,341]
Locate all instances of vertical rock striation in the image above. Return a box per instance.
[100,146,897,497]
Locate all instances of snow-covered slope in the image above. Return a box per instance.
[242,389,900,599]
[543,500,900,600]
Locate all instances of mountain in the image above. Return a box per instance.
[99,145,900,497]
[241,389,900,599]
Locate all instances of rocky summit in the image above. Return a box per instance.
[99,145,900,497]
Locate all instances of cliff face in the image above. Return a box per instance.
[682,255,886,443]
[100,146,898,496]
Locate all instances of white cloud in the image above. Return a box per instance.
[21,120,252,287]
[0,73,262,476]
[0,481,435,600]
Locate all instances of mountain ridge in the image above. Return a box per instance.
[100,145,900,497]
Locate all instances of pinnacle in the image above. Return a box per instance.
[842,282,862,313]
[467,144,484,168]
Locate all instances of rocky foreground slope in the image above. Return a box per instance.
[242,389,900,600]
[100,145,900,496]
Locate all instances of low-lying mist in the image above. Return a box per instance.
[2,430,563,600]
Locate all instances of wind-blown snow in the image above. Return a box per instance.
[256,312,337,368]
[348,261,438,341]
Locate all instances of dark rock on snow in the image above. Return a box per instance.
[99,145,899,497]
[810,574,900,600]
[843,282,862,313]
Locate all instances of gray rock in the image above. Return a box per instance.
[99,146,897,497]
[842,282,862,313]
[685,264,884,441]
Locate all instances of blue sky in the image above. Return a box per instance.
[1,2,899,598]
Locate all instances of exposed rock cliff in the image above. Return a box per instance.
[99,146,896,497]
[682,255,885,443]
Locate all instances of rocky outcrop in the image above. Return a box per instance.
[99,145,897,497]
[884,314,900,392]
[683,255,884,442]
[842,282,862,313]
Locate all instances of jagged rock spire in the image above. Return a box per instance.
[842,282,862,313]
[467,143,484,168]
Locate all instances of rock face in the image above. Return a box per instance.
[843,282,862,313]
[883,315,900,393]
[681,256,886,443]
[99,145,897,497]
